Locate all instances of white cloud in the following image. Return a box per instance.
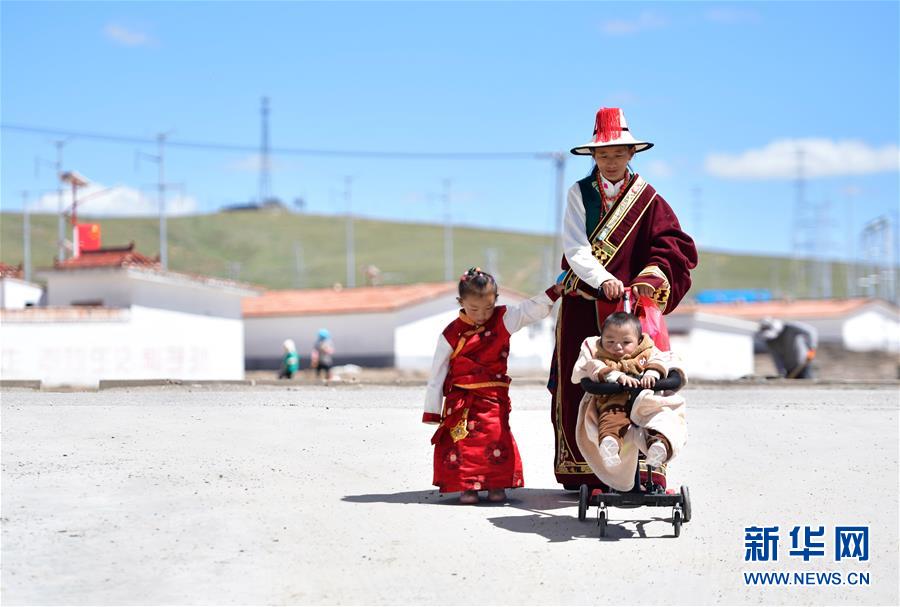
[32,183,198,217]
[601,11,667,35]
[704,7,762,25]
[705,138,900,179]
[104,23,155,47]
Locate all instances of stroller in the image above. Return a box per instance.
[576,370,691,537]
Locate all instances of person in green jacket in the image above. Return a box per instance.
[279,338,300,379]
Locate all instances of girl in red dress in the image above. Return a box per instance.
[423,267,561,504]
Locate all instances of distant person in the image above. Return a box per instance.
[757,317,818,379]
[550,107,697,489]
[278,339,300,379]
[423,267,562,504]
[311,328,335,383]
[363,264,382,286]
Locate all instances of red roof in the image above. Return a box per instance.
[244,283,458,316]
[677,298,895,320]
[0,262,23,278]
[54,243,159,269]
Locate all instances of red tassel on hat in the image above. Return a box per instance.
[593,107,622,143]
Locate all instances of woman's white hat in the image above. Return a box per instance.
[570,107,654,155]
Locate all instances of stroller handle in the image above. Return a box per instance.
[580,369,684,395]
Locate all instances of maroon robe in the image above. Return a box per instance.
[551,173,697,489]
[431,307,525,493]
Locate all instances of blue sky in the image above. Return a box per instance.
[2,1,898,260]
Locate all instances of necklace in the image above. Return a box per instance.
[597,168,630,214]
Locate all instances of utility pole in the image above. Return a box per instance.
[54,140,66,262]
[259,96,272,204]
[21,191,31,282]
[294,242,305,288]
[485,247,500,281]
[792,146,808,297]
[345,176,355,288]
[847,188,857,297]
[157,133,168,269]
[815,200,833,299]
[443,178,453,281]
[692,186,702,246]
[35,139,69,261]
[553,153,566,264]
[137,132,173,269]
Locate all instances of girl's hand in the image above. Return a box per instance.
[631,283,655,299]
[617,375,640,387]
[601,279,625,300]
[640,374,657,388]
[552,282,564,296]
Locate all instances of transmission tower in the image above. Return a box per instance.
[791,146,816,298]
[859,216,896,302]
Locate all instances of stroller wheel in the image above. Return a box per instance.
[577,484,589,522]
[673,510,682,537]
[680,485,691,523]
[598,509,608,537]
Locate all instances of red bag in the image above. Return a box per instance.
[634,294,670,351]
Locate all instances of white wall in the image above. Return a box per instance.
[0,278,43,309]
[395,308,458,369]
[45,271,131,307]
[795,317,844,344]
[394,295,557,371]
[245,290,557,371]
[245,311,396,365]
[842,310,900,352]
[44,269,247,319]
[669,329,755,380]
[0,305,245,386]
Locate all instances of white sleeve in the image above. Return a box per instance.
[503,291,556,334]
[562,184,616,289]
[571,337,608,383]
[424,337,452,419]
[604,369,625,382]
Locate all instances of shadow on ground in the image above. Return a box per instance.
[342,488,680,542]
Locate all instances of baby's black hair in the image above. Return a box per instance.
[601,311,642,339]
[457,266,498,299]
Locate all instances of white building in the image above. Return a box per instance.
[243,283,556,371]
[243,284,770,380]
[680,298,900,353]
[0,263,43,309]
[664,309,759,380]
[0,244,259,387]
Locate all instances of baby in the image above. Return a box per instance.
[572,312,688,491]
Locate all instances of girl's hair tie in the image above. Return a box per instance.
[457,266,498,298]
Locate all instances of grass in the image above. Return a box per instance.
[0,210,884,299]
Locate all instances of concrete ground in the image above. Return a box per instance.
[1,383,898,606]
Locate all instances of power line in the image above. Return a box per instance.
[2,123,554,160]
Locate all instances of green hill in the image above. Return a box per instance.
[0,210,870,299]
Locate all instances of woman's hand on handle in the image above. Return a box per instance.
[631,283,655,299]
[601,279,625,300]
